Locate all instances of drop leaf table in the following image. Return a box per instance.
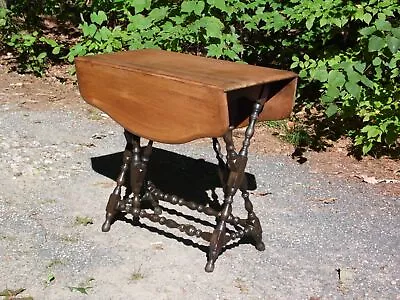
[75,49,297,272]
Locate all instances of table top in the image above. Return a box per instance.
[75,49,297,144]
[79,49,296,92]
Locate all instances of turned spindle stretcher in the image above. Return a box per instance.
[75,49,297,272]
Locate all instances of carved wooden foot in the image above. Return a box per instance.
[102,194,121,232]
[206,192,233,272]
[248,213,265,251]
[206,226,226,272]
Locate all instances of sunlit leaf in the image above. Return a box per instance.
[368,35,386,52]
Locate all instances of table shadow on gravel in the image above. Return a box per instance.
[91,147,257,254]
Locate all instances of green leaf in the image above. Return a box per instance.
[360,75,374,89]
[181,1,196,13]
[346,69,361,83]
[354,62,366,73]
[325,103,338,117]
[362,141,373,155]
[392,27,400,39]
[68,286,92,295]
[37,52,47,60]
[52,46,61,55]
[363,13,372,24]
[99,26,111,40]
[148,7,169,21]
[326,85,340,99]
[313,68,328,82]
[375,19,391,31]
[194,1,205,15]
[328,70,346,88]
[359,26,376,36]
[272,13,286,31]
[372,56,382,66]
[366,126,381,139]
[207,44,223,57]
[306,16,315,30]
[298,69,307,78]
[345,81,362,99]
[133,0,149,13]
[207,0,226,11]
[386,36,400,54]
[388,57,397,69]
[200,16,224,38]
[368,35,386,52]
[90,11,107,25]
[83,23,97,37]
[321,94,334,104]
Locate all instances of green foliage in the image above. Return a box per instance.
[287,1,400,155]
[0,5,62,76]
[6,31,61,76]
[0,8,12,43]
[66,0,245,61]
[0,0,399,155]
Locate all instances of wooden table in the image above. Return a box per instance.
[75,49,297,272]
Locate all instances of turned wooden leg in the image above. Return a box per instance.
[206,130,238,273]
[127,133,153,218]
[102,130,133,232]
[206,99,266,272]
[206,192,233,272]
[241,181,265,251]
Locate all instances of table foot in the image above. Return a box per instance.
[242,188,265,251]
[256,241,265,251]
[205,260,215,273]
[206,226,226,272]
[248,214,265,251]
[102,212,114,232]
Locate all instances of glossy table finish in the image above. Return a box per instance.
[75,49,297,272]
[75,49,297,143]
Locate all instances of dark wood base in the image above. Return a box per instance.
[102,100,266,272]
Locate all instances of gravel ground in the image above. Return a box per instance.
[0,97,399,299]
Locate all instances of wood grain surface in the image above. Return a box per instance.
[75,49,297,143]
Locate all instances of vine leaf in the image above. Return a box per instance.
[368,35,386,52]
[386,36,400,54]
[325,103,338,117]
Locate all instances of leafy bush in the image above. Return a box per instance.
[6,31,61,75]
[284,0,400,155]
[1,0,399,155]
[0,4,63,76]
[67,0,245,62]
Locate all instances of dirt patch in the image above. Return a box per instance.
[1,59,399,196]
[234,126,400,197]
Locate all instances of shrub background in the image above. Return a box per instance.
[0,0,399,156]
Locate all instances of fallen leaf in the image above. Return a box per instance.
[316,197,337,204]
[68,286,92,295]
